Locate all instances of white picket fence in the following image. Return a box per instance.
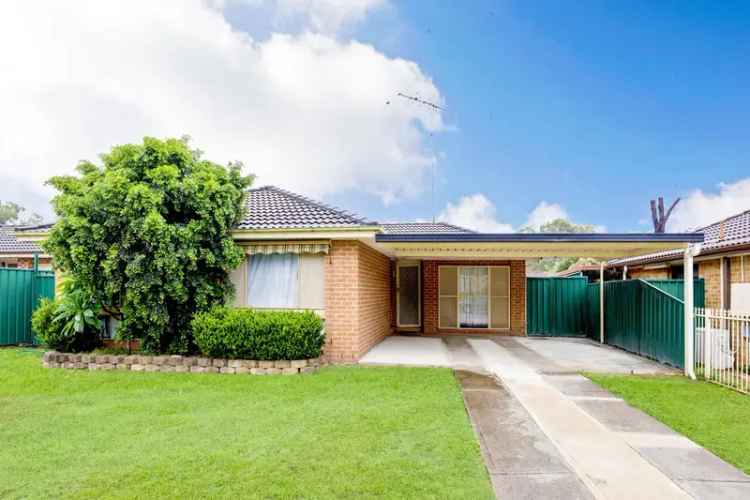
[694,308,750,394]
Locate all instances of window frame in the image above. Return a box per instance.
[246,253,325,311]
[438,264,511,330]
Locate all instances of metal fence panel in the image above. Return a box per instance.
[0,268,55,345]
[526,277,588,337]
[645,279,705,308]
[584,283,600,340]
[595,279,685,368]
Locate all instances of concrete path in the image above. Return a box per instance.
[470,338,691,500]
[360,335,750,499]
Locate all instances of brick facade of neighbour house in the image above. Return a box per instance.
[729,255,750,285]
[698,259,721,309]
[323,240,392,363]
[422,260,526,335]
[627,267,670,280]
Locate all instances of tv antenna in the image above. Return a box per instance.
[388,92,444,222]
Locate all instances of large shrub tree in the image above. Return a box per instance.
[45,137,252,353]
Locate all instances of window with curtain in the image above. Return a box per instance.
[439,265,510,329]
[246,253,325,309]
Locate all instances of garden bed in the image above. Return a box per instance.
[42,351,321,375]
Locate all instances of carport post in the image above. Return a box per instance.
[599,261,604,344]
[684,246,696,379]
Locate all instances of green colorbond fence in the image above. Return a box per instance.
[644,279,705,308]
[584,283,600,341]
[528,277,704,368]
[599,279,686,368]
[527,277,589,337]
[0,268,55,345]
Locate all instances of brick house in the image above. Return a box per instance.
[608,210,750,311]
[230,186,701,362]
[0,226,53,270]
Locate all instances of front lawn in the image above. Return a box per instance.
[587,374,750,474]
[0,348,492,499]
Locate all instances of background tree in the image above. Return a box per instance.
[650,196,680,233]
[520,218,600,274]
[44,137,252,353]
[0,201,43,226]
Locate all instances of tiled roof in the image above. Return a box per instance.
[0,227,43,254]
[610,209,750,267]
[380,222,475,234]
[15,223,54,233]
[236,186,374,230]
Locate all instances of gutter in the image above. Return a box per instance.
[375,232,704,243]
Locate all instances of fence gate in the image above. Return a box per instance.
[0,267,55,345]
[526,277,588,337]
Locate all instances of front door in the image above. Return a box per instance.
[397,261,421,328]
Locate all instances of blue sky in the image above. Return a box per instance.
[3,1,749,233]
[321,1,750,231]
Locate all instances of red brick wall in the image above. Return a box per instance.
[324,241,392,362]
[356,243,393,356]
[422,260,526,336]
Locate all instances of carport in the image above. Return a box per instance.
[373,232,704,376]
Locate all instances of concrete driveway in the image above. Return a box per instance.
[360,336,750,499]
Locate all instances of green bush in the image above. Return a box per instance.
[32,298,102,353]
[192,307,325,360]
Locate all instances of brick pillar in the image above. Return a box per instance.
[324,241,359,363]
[423,261,439,334]
[510,260,526,335]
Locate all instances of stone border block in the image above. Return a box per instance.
[42,352,323,376]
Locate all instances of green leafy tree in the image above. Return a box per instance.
[0,201,43,226]
[521,218,601,274]
[44,137,252,353]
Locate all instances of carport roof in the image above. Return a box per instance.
[374,232,703,259]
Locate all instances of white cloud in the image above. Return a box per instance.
[274,0,388,33]
[524,201,568,231]
[668,178,750,231]
[0,0,441,219]
[437,194,605,233]
[437,194,514,232]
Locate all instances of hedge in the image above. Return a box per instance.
[192,307,325,360]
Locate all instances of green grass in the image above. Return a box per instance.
[0,348,492,499]
[586,373,750,474]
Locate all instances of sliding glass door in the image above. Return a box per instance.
[439,265,510,330]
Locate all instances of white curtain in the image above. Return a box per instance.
[247,254,299,308]
[459,267,488,328]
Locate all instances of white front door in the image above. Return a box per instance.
[397,261,421,328]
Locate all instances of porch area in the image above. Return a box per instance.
[359,334,675,375]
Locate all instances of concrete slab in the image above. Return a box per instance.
[677,479,750,500]
[443,336,488,373]
[511,337,677,375]
[469,338,692,500]
[573,399,675,434]
[457,370,594,499]
[358,335,451,367]
[492,472,595,500]
[544,374,615,398]
[636,447,750,482]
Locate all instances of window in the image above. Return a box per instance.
[247,253,325,309]
[439,265,510,329]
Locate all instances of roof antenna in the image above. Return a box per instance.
[390,92,444,223]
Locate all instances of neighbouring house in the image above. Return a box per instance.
[608,210,750,311]
[555,263,623,282]
[0,225,53,269]
[229,186,701,362]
